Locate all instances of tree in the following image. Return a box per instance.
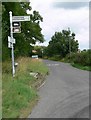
[32,46,42,58]
[2,2,44,61]
[46,29,79,58]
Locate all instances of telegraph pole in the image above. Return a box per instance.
[69,36,71,61]
[68,28,71,62]
[9,11,15,77]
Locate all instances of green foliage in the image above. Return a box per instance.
[64,49,91,69]
[48,55,62,61]
[73,49,91,66]
[2,59,12,73]
[45,29,79,58]
[27,59,49,75]
[30,10,43,23]
[2,2,44,61]
[63,52,76,63]
[32,46,45,58]
[2,57,49,118]
[2,73,37,118]
[71,63,91,71]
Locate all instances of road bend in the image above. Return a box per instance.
[29,60,89,118]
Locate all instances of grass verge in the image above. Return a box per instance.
[0,62,2,120]
[71,63,91,71]
[47,57,91,71]
[2,57,49,118]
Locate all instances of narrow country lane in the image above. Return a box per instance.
[29,60,89,118]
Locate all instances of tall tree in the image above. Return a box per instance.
[2,2,44,61]
[46,29,79,58]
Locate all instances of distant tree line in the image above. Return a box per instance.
[42,29,90,67]
[44,28,79,59]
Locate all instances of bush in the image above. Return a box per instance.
[2,60,12,73]
[65,50,91,66]
[64,52,76,63]
[65,49,91,66]
[49,55,62,61]
[73,51,90,66]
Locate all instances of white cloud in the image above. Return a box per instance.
[29,0,89,50]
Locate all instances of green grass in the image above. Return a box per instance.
[47,56,91,71]
[27,59,49,75]
[71,63,91,71]
[2,57,49,118]
[0,62,2,120]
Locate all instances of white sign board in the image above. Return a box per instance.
[13,27,21,33]
[8,36,16,44]
[12,16,30,22]
[8,42,12,48]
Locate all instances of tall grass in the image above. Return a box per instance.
[2,57,48,118]
[0,62,2,120]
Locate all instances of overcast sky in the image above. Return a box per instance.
[28,0,89,50]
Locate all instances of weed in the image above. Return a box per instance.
[2,57,48,118]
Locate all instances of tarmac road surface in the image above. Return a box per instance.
[29,60,89,118]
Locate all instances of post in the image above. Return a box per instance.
[9,11,15,77]
[69,36,71,62]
